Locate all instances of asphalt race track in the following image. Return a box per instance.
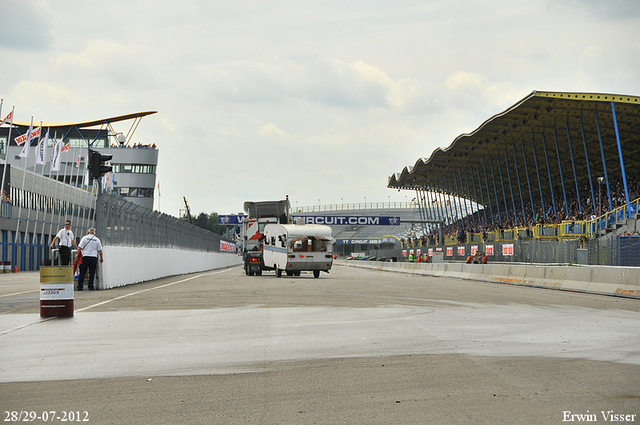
[1,265,639,424]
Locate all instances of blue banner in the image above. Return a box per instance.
[293,216,401,225]
[218,215,247,225]
[336,239,383,244]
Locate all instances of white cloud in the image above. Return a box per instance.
[260,123,286,136]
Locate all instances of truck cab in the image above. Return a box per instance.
[240,199,290,276]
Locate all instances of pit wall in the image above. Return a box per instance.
[98,246,242,289]
[337,260,640,299]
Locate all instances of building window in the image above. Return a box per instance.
[112,164,156,174]
[113,187,154,198]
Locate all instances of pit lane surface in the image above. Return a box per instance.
[1,265,639,424]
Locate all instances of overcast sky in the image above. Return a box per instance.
[1,0,639,217]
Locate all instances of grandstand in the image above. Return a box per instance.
[385,91,639,266]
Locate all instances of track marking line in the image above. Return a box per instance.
[0,268,235,335]
[76,268,234,312]
[0,290,39,298]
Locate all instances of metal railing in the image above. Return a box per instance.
[364,237,639,266]
[96,193,230,251]
[293,201,419,213]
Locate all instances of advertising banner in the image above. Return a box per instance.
[502,244,514,256]
[293,216,400,226]
[336,239,382,244]
[218,215,247,225]
[220,240,236,253]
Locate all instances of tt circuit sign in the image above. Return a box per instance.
[293,216,401,226]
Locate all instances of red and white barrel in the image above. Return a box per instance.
[40,266,74,317]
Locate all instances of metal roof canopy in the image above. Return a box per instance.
[11,111,157,129]
[388,91,640,215]
[9,111,157,147]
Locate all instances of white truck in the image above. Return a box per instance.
[240,199,290,276]
[262,223,335,278]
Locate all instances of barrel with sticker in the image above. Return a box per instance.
[40,266,74,317]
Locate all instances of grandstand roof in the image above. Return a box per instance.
[388,91,640,208]
[10,111,157,129]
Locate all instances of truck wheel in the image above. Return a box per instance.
[256,270,262,276]
[313,270,320,278]
[276,269,282,278]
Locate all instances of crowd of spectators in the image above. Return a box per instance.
[401,174,639,247]
[110,143,156,148]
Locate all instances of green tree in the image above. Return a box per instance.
[192,212,231,236]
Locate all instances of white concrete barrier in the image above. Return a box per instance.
[98,247,242,289]
[338,260,640,299]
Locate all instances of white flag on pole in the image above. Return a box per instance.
[51,138,63,171]
[0,111,12,126]
[18,140,29,158]
[83,169,89,187]
[36,131,48,165]
[76,151,83,168]
[15,126,40,145]
[18,122,33,158]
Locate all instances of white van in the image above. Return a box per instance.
[263,224,334,278]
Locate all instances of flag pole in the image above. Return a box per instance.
[14,117,34,255]
[48,135,64,241]
[41,130,55,242]
[70,139,86,235]
[24,122,44,246]
[30,125,48,254]
[1,106,15,207]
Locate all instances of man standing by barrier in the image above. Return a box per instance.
[77,228,104,291]
[50,220,78,265]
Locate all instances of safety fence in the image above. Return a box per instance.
[96,193,228,252]
[0,170,234,271]
[362,235,639,267]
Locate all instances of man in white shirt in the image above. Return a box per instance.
[50,220,78,266]
[76,228,104,291]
